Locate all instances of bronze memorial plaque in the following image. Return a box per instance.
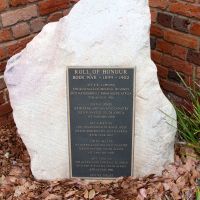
[67,68,135,179]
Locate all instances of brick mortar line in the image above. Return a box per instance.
[0,0,44,15]
[0,7,70,45]
[192,64,196,84]
[0,9,71,63]
[151,16,200,52]
[0,1,74,14]
[150,6,200,22]
[35,0,41,18]
[154,47,188,62]
[0,59,8,65]
[152,66,187,87]
[160,76,187,89]
[0,7,71,29]
[0,74,4,79]
[152,23,200,43]
[1,16,39,29]
[0,102,10,107]
[12,21,33,40]
[0,33,37,48]
[29,16,47,33]
[154,45,200,69]
[152,49,193,73]
[0,10,3,28]
[175,0,200,7]
[3,88,8,103]
[156,9,200,23]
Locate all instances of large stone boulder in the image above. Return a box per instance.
[4,0,177,180]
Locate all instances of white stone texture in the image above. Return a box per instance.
[4,0,177,180]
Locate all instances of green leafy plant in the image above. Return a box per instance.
[175,73,200,154]
[196,187,200,200]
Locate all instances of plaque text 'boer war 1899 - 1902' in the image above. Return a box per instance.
[68,68,135,179]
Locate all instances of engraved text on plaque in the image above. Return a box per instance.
[68,68,135,178]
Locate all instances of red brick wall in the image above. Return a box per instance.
[0,0,200,121]
[150,0,200,104]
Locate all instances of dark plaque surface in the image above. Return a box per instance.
[68,68,135,178]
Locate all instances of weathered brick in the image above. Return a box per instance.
[190,22,200,36]
[0,62,6,73]
[151,50,162,64]
[156,64,168,79]
[160,79,188,98]
[187,50,200,66]
[169,2,200,19]
[150,24,163,38]
[173,16,190,33]
[0,29,13,43]
[47,11,63,22]
[164,29,198,49]
[0,0,7,12]
[10,0,28,7]
[161,54,193,75]
[1,5,38,27]
[150,37,156,50]
[0,103,13,117]
[157,12,172,28]
[0,48,7,62]
[7,42,23,57]
[149,0,168,9]
[172,45,187,60]
[156,39,174,54]
[0,77,6,90]
[7,36,33,57]
[38,0,69,16]
[30,18,46,33]
[12,22,30,38]
[0,92,5,105]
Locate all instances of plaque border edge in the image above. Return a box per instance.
[67,66,136,180]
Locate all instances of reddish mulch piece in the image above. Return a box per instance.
[0,118,199,200]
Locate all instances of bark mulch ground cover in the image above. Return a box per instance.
[0,118,199,200]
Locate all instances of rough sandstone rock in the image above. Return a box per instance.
[4,0,177,180]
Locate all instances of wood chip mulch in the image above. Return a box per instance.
[0,118,199,200]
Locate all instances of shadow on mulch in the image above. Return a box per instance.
[0,116,199,200]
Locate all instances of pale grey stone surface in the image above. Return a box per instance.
[4,0,177,180]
